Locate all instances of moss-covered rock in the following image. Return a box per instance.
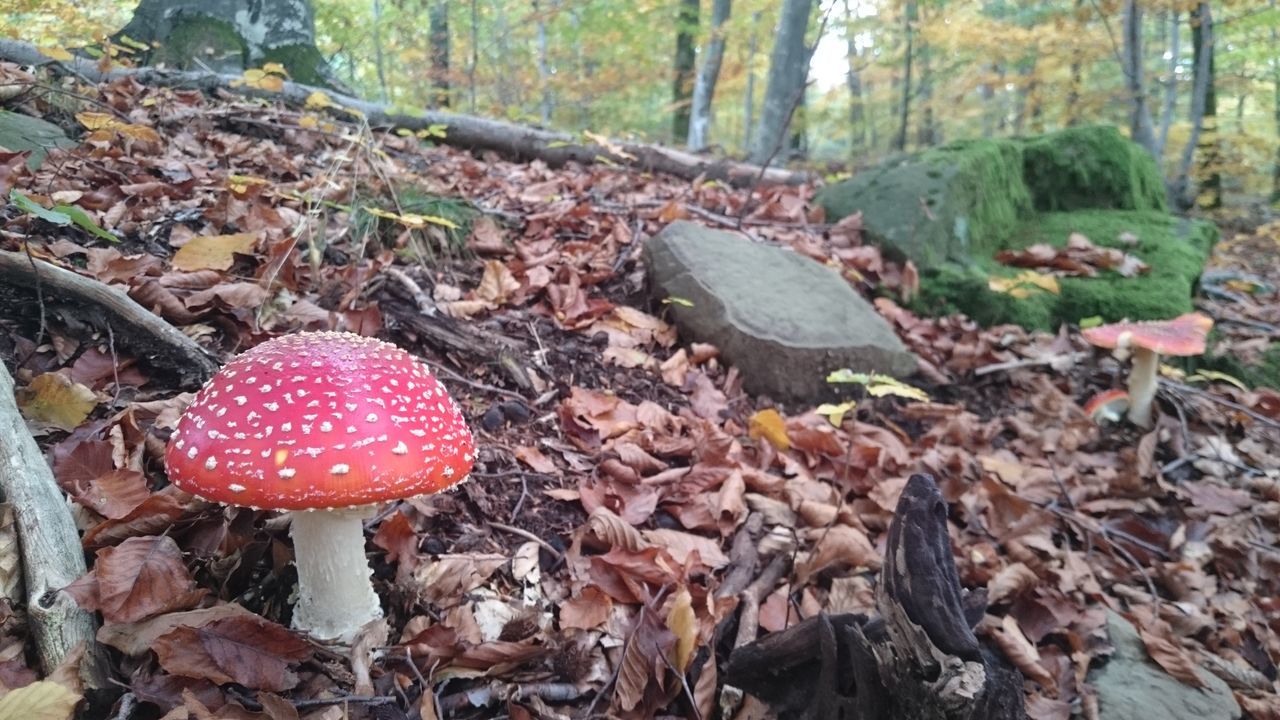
[914,210,1217,331]
[817,139,1031,269]
[1201,342,1280,391]
[1021,125,1168,213]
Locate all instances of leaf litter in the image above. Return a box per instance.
[0,62,1277,718]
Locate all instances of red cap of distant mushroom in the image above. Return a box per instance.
[1081,312,1213,356]
[165,332,475,510]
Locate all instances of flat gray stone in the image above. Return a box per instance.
[0,110,76,169]
[1091,611,1240,720]
[643,221,917,402]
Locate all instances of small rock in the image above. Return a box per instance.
[1090,611,1240,720]
[643,221,916,403]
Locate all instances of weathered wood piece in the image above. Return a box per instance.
[725,474,1026,720]
[0,363,107,686]
[0,39,810,189]
[0,250,220,389]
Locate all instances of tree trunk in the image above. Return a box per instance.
[687,0,732,151]
[743,11,762,151]
[468,0,478,113]
[789,91,808,158]
[372,0,389,103]
[842,0,865,155]
[1173,2,1214,209]
[536,1,553,126]
[1272,0,1280,202]
[1122,0,1160,161]
[748,0,815,165]
[672,0,700,143]
[428,0,450,108]
[115,0,342,88]
[1156,10,1180,157]
[893,0,916,152]
[1190,2,1220,208]
[916,20,935,147]
[1065,0,1084,127]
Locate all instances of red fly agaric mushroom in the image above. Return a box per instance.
[1082,389,1130,424]
[1081,313,1213,429]
[164,331,475,642]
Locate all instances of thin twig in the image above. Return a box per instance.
[1161,379,1280,429]
[488,521,562,559]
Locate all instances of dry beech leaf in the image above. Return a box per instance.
[584,506,648,552]
[171,233,257,271]
[474,259,520,304]
[641,528,729,568]
[98,604,256,657]
[18,373,97,431]
[614,610,675,712]
[747,408,791,451]
[0,680,81,720]
[989,614,1055,690]
[1135,617,1206,689]
[666,586,697,673]
[559,585,612,630]
[514,445,557,474]
[797,525,880,583]
[987,562,1040,605]
[93,535,205,624]
[413,553,507,607]
[153,615,312,692]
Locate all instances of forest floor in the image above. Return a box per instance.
[1,68,1279,720]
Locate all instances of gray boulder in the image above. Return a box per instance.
[643,221,917,403]
[1090,611,1240,720]
[0,110,76,169]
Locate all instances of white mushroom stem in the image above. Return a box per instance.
[288,507,383,643]
[1126,347,1160,429]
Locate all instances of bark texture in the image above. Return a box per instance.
[1122,0,1160,161]
[1173,2,1214,208]
[687,0,732,151]
[748,0,815,165]
[672,0,700,142]
[893,1,916,152]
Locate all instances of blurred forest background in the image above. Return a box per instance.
[6,0,1280,207]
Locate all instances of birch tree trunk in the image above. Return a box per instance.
[1122,0,1160,160]
[748,0,815,165]
[893,0,917,152]
[672,0,700,143]
[687,0,732,151]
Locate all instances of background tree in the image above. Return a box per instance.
[750,0,814,164]
[688,0,732,151]
[672,0,700,142]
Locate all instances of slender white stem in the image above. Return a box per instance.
[1126,347,1160,429]
[288,508,382,643]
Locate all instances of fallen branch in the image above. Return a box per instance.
[0,363,107,687]
[0,250,220,389]
[0,39,810,189]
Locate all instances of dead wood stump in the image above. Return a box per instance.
[725,474,1026,720]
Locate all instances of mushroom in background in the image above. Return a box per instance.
[164,331,476,643]
[1082,389,1130,424]
[1082,313,1213,429]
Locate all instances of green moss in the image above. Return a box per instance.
[1021,125,1168,213]
[1201,342,1280,391]
[157,18,246,73]
[817,138,1031,269]
[915,210,1216,331]
[260,44,332,88]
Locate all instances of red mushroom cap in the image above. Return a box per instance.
[165,332,475,510]
[1081,312,1213,356]
[1082,389,1130,422]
